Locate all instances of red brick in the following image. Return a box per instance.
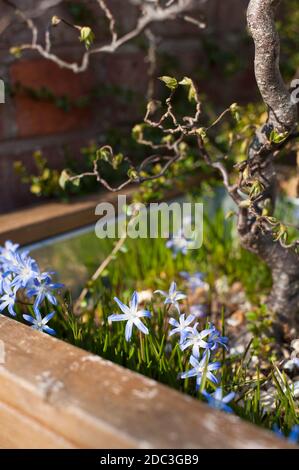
[10,59,94,138]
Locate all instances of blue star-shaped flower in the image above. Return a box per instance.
[10,252,40,291]
[154,281,186,312]
[0,240,19,259]
[180,323,214,358]
[108,291,151,342]
[169,313,195,344]
[202,387,235,413]
[0,282,17,317]
[166,235,190,257]
[206,323,228,351]
[181,352,221,389]
[27,276,64,312]
[23,309,56,335]
[180,271,206,291]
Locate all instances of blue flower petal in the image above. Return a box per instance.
[125,321,133,342]
[133,318,149,335]
[23,314,36,325]
[43,311,55,324]
[42,325,56,336]
[130,291,139,312]
[108,313,129,322]
[113,297,131,315]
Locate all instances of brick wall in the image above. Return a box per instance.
[0,0,252,213]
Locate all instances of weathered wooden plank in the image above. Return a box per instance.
[0,175,203,246]
[0,402,75,449]
[0,316,295,449]
[0,189,133,246]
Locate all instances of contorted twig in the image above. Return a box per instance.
[3,0,205,73]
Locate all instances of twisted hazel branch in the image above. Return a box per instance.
[237,0,299,322]
[247,0,297,132]
[5,0,204,73]
[242,0,298,215]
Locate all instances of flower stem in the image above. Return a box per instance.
[139,331,145,362]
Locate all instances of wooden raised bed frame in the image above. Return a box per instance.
[0,191,296,449]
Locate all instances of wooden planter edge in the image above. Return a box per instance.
[0,189,134,247]
[0,174,203,247]
[0,316,295,449]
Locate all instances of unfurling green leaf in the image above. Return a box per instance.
[10,46,22,58]
[196,127,207,140]
[273,223,288,243]
[71,177,80,187]
[51,16,61,26]
[267,216,278,224]
[79,26,95,50]
[96,146,122,170]
[112,153,124,170]
[269,130,289,144]
[262,199,273,216]
[230,102,240,122]
[178,142,189,155]
[162,134,174,144]
[59,169,72,189]
[250,180,264,198]
[127,167,138,181]
[96,146,112,163]
[158,76,178,90]
[132,124,145,141]
[179,76,197,102]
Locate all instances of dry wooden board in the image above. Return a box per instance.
[0,175,203,246]
[0,316,295,449]
[0,190,133,246]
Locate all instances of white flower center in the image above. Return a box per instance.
[21,267,32,278]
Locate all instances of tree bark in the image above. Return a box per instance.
[240,0,299,321]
